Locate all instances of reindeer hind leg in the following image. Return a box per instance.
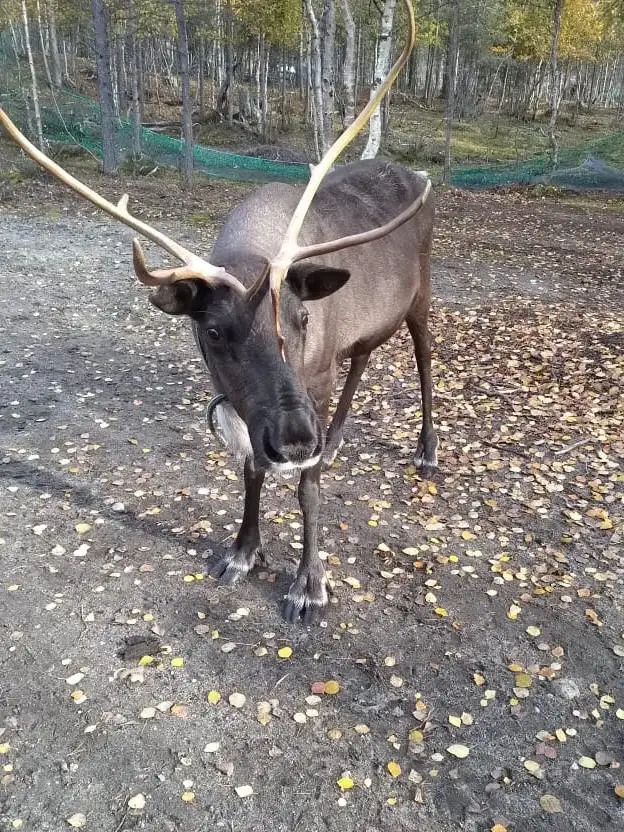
[405,303,438,476]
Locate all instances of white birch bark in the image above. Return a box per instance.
[304,0,327,156]
[361,0,396,160]
[22,0,44,150]
[339,0,356,126]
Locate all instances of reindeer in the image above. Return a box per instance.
[0,0,437,625]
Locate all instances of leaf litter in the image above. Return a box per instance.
[1,181,622,832]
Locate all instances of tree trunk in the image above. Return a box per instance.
[115,37,127,116]
[339,0,356,127]
[354,23,361,107]
[303,28,311,123]
[262,43,270,139]
[173,0,194,187]
[361,0,396,160]
[548,0,564,167]
[254,36,262,129]
[304,0,327,156]
[407,43,418,94]
[9,23,23,88]
[91,0,118,173]
[129,0,141,159]
[280,45,287,130]
[443,0,459,183]
[497,60,509,112]
[320,0,335,148]
[299,29,306,101]
[47,1,63,87]
[225,3,235,126]
[22,0,44,149]
[36,0,54,89]
[62,37,70,82]
[198,39,205,122]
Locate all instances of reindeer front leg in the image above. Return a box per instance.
[282,460,327,625]
[210,459,265,584]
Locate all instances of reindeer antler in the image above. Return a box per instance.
[0,108,246,295]
[268,0,421,356]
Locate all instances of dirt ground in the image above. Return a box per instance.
[0,171,623,832]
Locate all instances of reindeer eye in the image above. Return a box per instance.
[299,309,309,328]
[207,328,221,342]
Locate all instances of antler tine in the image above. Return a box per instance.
[132,238,247,294]
[291,178,431,264]
[268,0,418,354]
[0,107,235,288]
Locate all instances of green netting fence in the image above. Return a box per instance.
[0,86,311,185]
[451,132,624,191]
[2,83,623,191]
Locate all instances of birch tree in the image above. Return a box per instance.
[91,0,117,173]
[319,0,335,147]
[128,0,141,160]
[548,0,564,165]
[304,0,327,157]
[22,0,44,149]
[47,0,63,88]
[361,0,397,159]
[339,0,356,126]
[172,0,194,187]
[443,0,460,184]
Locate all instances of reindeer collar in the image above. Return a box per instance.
[207,394,228,439]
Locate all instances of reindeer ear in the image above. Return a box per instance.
[286,263,350,301]
[149,280,209,315]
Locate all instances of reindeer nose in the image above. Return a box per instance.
[263,409,321,466]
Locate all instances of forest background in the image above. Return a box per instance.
[1,0,624,186]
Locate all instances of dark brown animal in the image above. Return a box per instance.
[0,0,437,625]
[173,158,437,623]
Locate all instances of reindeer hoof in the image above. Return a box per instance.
[322,436,344,467]
[209,546,260,586]
[415,432,439,478]
[282,571,328,625]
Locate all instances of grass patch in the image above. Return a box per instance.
[385,104,622,170]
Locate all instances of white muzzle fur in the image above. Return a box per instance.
[210,399,321,472]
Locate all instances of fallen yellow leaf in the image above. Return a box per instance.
[515,673,532,689]
[387,761,401,777]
